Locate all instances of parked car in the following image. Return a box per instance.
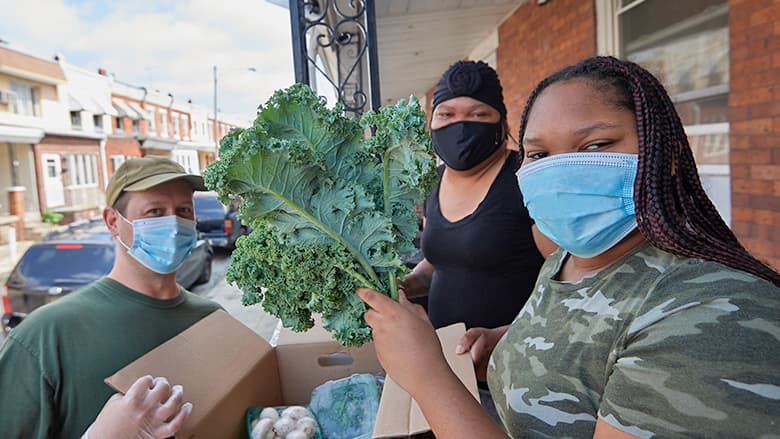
[1,218,213,333]
[194,191,248,249]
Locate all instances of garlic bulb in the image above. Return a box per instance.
[250,417,275,439]
[273,417,296,437]
[295,417,318,436]
[260,407,280,421]
[281,405,310,421]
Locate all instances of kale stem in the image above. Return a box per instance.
[341,266,381,292]
[388,273,398,301]
[383,143,401,301]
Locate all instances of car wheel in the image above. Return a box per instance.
[196,254,212,285]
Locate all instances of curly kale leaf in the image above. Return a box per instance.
[205,84,434,346]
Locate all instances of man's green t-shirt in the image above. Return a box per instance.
[0,278,221,438]
[488,243,780,438]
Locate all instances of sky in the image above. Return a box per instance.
[0,0,296,123]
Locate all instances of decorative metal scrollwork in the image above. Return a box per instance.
[290,0,380,117]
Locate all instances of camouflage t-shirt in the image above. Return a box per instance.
[487,242,780,438]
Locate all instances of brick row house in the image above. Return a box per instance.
[0,46,242,234]
[299,0,777,269]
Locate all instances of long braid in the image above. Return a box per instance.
[518,56,780,286]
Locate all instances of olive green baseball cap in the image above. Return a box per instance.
[106,156,207,207]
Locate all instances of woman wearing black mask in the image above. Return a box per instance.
[402,60,553,335]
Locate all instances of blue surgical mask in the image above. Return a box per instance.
[517,152,638,258]
[117,213,198,274]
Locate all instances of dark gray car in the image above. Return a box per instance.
[193,191,248,249]
[1,218,212,333]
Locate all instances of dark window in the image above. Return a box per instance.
[194,195,227,216]
[93,115,103,131]
[70,111,82,129]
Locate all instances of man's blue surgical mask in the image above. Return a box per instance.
[117,213,198,274]
[517,152,639,258]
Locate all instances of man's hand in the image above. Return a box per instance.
[455,326,509,382]
[84,375,192,439]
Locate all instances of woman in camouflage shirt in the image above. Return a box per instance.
[358,56,779,438]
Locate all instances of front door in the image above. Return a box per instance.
[41,153,65,207]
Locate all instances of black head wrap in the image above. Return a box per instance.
[432,60,507,119]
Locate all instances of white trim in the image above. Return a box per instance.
[671,84,729,104]
[142,137,178,150]
[177,141,215,152]
[44,129,106,140]
[595,0,619,56]
[684,123,729,136]
[697,164,730,175]
[0,125,44,143]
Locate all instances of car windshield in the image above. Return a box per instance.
[15,244,115,286]
[194,196,227,216]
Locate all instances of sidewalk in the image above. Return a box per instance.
[202,276,281,343]
[0,240,34,285]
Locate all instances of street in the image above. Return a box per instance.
[191,249,281,343]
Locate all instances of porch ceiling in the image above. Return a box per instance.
[375,0,522,105]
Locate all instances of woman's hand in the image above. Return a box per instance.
[400,259,433,298]
[357,288,450,398]
[456,326,509,382]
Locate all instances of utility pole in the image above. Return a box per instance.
[213,64,219,159]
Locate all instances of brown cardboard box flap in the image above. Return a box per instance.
[104,310,282,438]
[372,323,479,438]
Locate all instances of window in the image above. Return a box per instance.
[132,119,140,133]
[617,0,729,165]
[182,115,190,139]
[66,153,99,187]
[11,81,38,116]
[116,116,124,132]
[70,111,82,129]
[172,150,199,174]
[147,108,156,134]
[93,115,103,132]
[172,113,180,138]
[159,110,168,137]
[110,155,127,172]
[610,0,731,223]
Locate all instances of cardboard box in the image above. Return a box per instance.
[105,310,478,438]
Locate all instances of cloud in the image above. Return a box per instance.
[0,0,295,120]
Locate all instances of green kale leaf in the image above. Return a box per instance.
[204,84,435,346]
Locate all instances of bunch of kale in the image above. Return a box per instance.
[204,84,435,346]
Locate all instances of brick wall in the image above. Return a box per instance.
[496,0,596,139]
[728,0,780,270]
[105,136,143,180]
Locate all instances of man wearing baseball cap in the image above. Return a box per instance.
[0,156,221,438]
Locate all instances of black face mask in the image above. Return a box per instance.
[431,121,503,171]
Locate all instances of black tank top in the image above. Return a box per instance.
[421,152,544,329]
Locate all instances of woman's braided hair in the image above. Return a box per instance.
[517,56,780,286]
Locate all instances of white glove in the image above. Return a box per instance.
[82,375,192,439]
